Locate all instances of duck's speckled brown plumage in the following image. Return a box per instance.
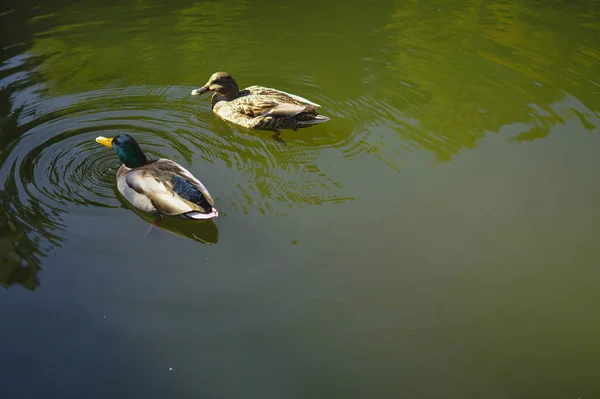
[192,72,330,132]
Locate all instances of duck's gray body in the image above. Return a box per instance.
[116,159,218,220]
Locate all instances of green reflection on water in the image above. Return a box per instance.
[24,0,600,166]
[1,0,599,291]
[1,0,600,397]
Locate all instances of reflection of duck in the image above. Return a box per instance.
[127,203,218,244]
[191,72,330,141]
[95,134,218,220]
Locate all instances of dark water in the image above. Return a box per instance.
[1,0,600,397]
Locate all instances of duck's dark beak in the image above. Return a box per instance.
[191,86,209,96]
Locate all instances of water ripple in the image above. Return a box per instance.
[0,77,352,276]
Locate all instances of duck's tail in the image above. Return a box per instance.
[299,114,331,125]
[184,208,219,220]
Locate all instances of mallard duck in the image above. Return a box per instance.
[191,72,330,140]
[95,134,218,220]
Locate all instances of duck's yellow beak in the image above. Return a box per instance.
[95,136,114,148]
[191,86,209,96]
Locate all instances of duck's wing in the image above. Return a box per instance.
[123,159,217,219]
[245,86,321,108]
[236,96,314,118]
[161,159,215,207]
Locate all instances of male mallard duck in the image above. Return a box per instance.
[95,134,218,220]
[191,72,330,140]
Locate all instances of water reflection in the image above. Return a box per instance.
[0,12,51,289]
[300,0,600,166]
[17,0,600,170]
[0,149,65,290]
[361,0,600,162]
[0,192,44,290]
[0,93,63,290]
[123,198,219,245]
[2,0,600,292]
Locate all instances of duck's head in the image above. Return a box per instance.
[96,134,148,168]
[191,71,239,100]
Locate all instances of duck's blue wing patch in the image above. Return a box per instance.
[171,174,213,211]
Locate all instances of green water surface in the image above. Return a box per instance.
[1,0,600,397]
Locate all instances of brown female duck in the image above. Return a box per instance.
[191,72,330,140]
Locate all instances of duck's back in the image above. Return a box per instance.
[212,85,327,131]
[243,85,321,108]
[116,159,217,219]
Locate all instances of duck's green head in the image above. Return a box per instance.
[96,134,148,168]
[191,71,239,100]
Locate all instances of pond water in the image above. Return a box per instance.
[1,0,600,397]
